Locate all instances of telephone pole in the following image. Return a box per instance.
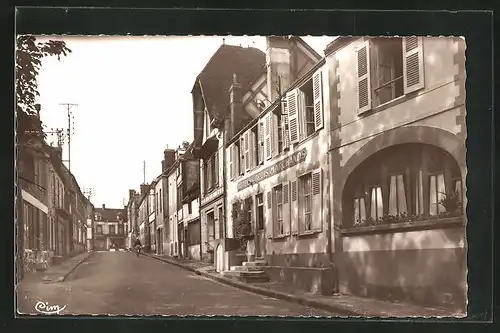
[143,160,146,184]
[60,103,78,171]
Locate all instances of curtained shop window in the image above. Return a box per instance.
[343,143,462,228]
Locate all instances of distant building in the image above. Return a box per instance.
[93,204,127,250]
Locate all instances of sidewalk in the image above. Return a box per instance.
[144,253,465,318]
[21,251,94,284]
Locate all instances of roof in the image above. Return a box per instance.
[192,44,266,118]
[94,207,126,222]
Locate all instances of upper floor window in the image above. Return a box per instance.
[357,37,425,114]
[286,69,324,145]
[229,141,240,180]
[96,225,103,234]
[109,225,115,234]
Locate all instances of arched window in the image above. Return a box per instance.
[343,144,462,228]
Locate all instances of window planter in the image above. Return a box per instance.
[341,215,465,236]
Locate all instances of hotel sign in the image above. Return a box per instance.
[201,186,224,207]
[237,148,307,191]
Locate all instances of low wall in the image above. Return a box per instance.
[262,265,335,296]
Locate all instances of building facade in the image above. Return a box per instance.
[191,43,267,265]
[325,36,467,310]
[93,205,127,250]
[225,37,327,271]
[18,112,94,274]
[126,189,139,249]
[137,184,150,250]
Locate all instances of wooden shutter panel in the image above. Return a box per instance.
[240,136,245,175]
[272,113,279,157]
[282,182,290,236]
[357,40,372,114]
[311,169,323,230]
[281,99,289,150]
[287,89,300,144]
[265,191,273,239]
[403,36,425,94]
[290,180,298,234]
[264,113,272,160]
[214,151,219,186]
[313,69,324,131]
[248,129,255,169]
[258,120,264,165]
[244,131,250,171]
[229,144,234,180]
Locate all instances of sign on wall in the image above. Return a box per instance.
[237,148,307,191]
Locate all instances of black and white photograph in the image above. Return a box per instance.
[15,34,467,317]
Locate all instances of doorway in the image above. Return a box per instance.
[255,194,265,258]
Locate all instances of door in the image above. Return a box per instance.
[216,244,224,272]
[255,194,265,258]
[184,228,188,259]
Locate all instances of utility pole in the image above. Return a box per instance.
[143,160,146,184]
[59,103,78,171]
[83,187,95,201]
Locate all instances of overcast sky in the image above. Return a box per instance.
[35,35,334,209]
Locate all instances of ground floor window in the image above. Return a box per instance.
[206,211,215,241]
[256,194,264,231]
[273,185,284,234]
[299,173,312,231]
[343,143,462,227]
[188,220,201,246]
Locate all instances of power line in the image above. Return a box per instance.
[59,103,78,171]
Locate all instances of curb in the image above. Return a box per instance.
[61,251,95,282]
[142,253,197,273]
[194,269,360,316]
[144,253,358,316]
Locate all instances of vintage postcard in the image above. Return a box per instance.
[15,35,467,317]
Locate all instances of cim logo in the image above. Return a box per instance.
[34,301,67,315]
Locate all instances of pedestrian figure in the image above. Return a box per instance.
[134,238,142,257]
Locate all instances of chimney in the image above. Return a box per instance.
[52,147,63,161]
[128,189,136,201]
[102,204,106,209]
[266,36,293,103]
[229,73,243,139]
[140,184,149,197]
[163,149,176,171]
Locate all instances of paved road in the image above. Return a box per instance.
[17,251,334,316]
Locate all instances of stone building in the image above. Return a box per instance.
[224,37,329,283]
[325,36,466,310]
[93,204,127,250]
[191,43,267,265]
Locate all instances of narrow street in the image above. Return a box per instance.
[17,252,334,316]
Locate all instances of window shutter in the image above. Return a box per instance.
[272,113,279,157]
[214,151,219,186]
[258,120,264,165]
[282,182,290,236]
[281,99,289,150]
[240,136,245,175]
[265,191,273,239]
[311,169,323,230]
[244,131,250,171]
[287,89,300,144]
[264,113,272,160]
[313,69,324,131]
[403,36,425,94]
[229,144,234,180]
[290,180,298,234]
[357,40,372,114]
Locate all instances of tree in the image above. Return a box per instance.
[15,36,71,282]
[16,35,71,140]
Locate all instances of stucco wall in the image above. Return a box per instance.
[326,36,467,309]
[225,63,332,267]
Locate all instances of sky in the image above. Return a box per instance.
[34,35,334,209]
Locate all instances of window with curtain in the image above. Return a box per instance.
[344,143,462,228]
